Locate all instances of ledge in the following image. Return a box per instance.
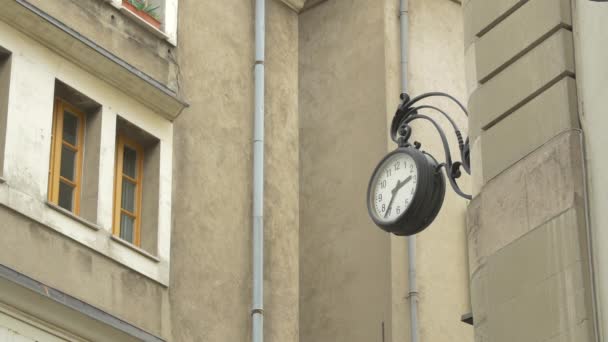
[111,235,160,263]
[45,201,102,231]
[0,186,169,286]
[0,263,166,342]
[302,0,329,12]
[119,6,170,41]
[281,0,306,11]
[0,0,188,121]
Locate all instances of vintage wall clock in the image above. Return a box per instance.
[367,92,471,236]
[367,147,445,236]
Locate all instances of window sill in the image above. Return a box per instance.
[110,235,160,263]
[118,6,170,41]
[0,185,169,286]
[45,202,101,231]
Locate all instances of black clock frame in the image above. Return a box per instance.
[367,147,446,236]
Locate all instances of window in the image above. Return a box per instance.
[109,0,178,45]
[48,82,101,221]
[112,117,161,253]
[121,0,163,30]
[0,47,11,178]
[113,135,144,245]
[111,0,178,44]
[48,98,86,214]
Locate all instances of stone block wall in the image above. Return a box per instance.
[463,0,597,340]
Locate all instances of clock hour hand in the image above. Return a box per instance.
[394,175,412,193]
[384,176,413,218]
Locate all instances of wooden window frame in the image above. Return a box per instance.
[113,135,144,246]
[48,98,86,214]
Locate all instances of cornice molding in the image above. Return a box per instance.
[0,264,166,341]
[279,0,328,13]
[279,0,306,12]
[302,0,329,12]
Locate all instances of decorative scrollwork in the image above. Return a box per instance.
[391,92,472,200]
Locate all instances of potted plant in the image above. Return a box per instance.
[122,0,161,29]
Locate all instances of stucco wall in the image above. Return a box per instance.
[0,17,174,284]
[382,1,472,341]
[0,212,170,338]
[170,0,299,341]
[299,1,472,341]
[0,13,174,340]
[299,1,393,341]
[401,1,473,342]
[27,0,178,92]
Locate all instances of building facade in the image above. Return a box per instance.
[0,0,605,341]
[465,0,607,341]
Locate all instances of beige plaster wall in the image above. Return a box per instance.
[300,1,471,341]
[403,1,473,342]
[0,17,175,285]
[299,1,393,341]
[27,0,178,91]
[382,1,473,341]
[0,13,178,339]
[171,0,299,341]
[0,210,170,338]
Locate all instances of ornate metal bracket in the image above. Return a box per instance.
[390,92,472,200]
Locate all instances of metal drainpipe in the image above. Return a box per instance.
[400,1,419,342]
[252,0,265,342]
[407,236,419,342]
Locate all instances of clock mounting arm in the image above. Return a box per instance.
[391,92,472,200]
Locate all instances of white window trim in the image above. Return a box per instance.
[0,20,173,286]
[108,0,178,45]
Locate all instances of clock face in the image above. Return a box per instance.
[370,152,418,223]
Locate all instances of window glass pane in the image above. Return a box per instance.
[123,146,137,178]
[63,111,79,146]
[121,179,136,213]
[60,146,76,181]
[58,181,74,211]
[120,214,135,243]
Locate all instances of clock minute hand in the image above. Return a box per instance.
[384,191,398,219]
[384,176,413,219]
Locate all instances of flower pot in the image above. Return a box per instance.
[122,0,161,29]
